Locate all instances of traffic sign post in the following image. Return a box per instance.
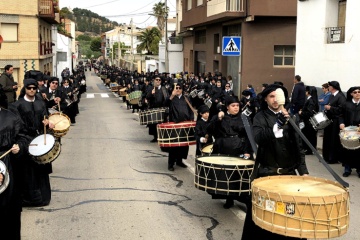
[222,36,241,56]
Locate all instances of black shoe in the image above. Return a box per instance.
[223,199,234,209]
[176,162,187,168]
[343,172,351,177]
[150,139,157,143]
[168,166,174,171]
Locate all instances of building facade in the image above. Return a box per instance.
[180,0,297,95]
[0,0,60,87]
[296,0,358,92]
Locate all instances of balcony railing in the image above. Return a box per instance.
[208,0,245,17]
[39,0,59,23]
[40,41,53,55]
[326,26,345,44]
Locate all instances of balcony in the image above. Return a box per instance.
[40,41,53,55]
[38,0,60,24]
[207,0,245,17]
[326,27,345,44]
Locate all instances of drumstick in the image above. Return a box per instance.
[0,149,12,160]
[58,102,61,113]
[44,116,47,145]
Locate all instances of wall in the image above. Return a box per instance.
[296,0,360,92]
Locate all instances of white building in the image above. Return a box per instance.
[55,33,72,79]
[296,0,360,91]
[105,24,143,66]
[158,17,183,73]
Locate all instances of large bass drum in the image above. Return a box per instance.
[194,155,254,196]
[252,175,349,239]
[157,121,196,147]
[139,107,168,125]
[0,161,10,194]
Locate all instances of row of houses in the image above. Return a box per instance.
[103,0,358,95]
[0,0,77,89]
[1,0,359,96]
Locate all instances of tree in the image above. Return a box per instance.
[152,2,169,39]
[76,35,92,42]
[137,27,162,55]
[90,37,101,52]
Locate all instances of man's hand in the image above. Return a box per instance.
[11,144,20,154]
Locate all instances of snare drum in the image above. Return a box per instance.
[201,144,213,156]
[194,155,254,196]
[128,91,142,105]
[190,89,198,98]
[157,121,196,147]
[204,98,212,108]
[48,112,71,138]
[339,126,360,150]
[139,108,168,125]
[252,175,349,239]
[119,88,127,97]
[197,90,205,98]
[0,161,10,194]
[309,112,332,130]
[29,134,61,164]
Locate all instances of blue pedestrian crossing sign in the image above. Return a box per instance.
[222,36,241,56]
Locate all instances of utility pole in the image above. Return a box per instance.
[165,0,169,73]
[130,18,134,71]
[118,28,121,68]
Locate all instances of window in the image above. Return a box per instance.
[1,23,18,42]
[214,34,220,53]
[273,46,296,66]
[187,0,192,10]
[195,30,206,44]
[197,0,203,6]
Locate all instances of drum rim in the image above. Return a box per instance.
[29,134,56,156]
[158,141,196,147]
[157,121,196,128]
[195,154,255,166]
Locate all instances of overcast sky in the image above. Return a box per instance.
[59,0,177,28]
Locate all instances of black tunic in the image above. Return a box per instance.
[300,96,318,153]
[194,118,213,156]
[339,100,360,167]
[0,108,28,239]
[242,108,308,240]
[323,92,346,163]
[11,98,53,206]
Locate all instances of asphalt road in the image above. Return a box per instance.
[21,70,358,240]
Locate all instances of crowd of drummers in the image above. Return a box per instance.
[96,65,358,240]
[0,65,87,239]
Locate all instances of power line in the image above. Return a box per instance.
[104,10,176,18]
[85,0,122,8]
[127,0,158,14]
[133,16,153,25]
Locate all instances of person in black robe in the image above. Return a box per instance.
[241,84,308,240]
[298,86,318,154]
[11,79,55,207]
[209,80,224,118]
[323,81,346,164]
[207,95,253,208]
[60,79,77,124]
[0,84,28,239]
[195,105,213,156]
[339,86,360,177]
[165,83,193,171]
[146,76,168,142]
[41,77,68,113]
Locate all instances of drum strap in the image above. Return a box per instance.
[241,113,257,155]
[184,97,198,121]
[287,116,349,188]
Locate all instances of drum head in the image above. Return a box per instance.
[0,161,10,194]
[201,144,213,154]
[29,134,55,156]
[49,113,70,131]
[197,156,254,166]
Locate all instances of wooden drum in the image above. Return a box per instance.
[157,121,196,147]
[251,175,349,239]
[195,155,254,196]
[139,107,168,125]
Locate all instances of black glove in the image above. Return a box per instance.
[276,112,288,129]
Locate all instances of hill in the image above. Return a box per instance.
[60,7,120,35]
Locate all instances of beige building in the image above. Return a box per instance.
[0,0,59,88]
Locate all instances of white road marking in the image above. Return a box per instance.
[87,94,95,98]
[101,93,109,98]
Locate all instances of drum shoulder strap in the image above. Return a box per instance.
[161,87,169,100]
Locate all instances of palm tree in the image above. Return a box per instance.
[137,27,162,55]
[152,1,169,39]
